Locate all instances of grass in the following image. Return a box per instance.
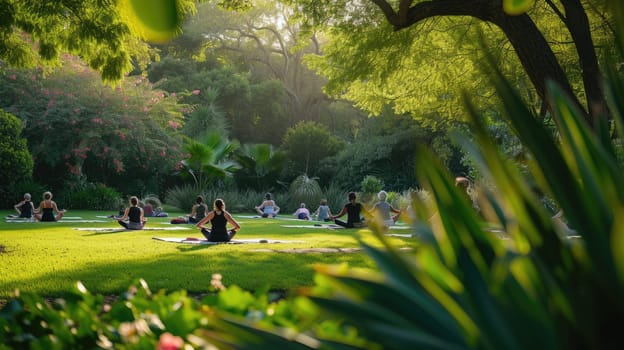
[0,210,418,299]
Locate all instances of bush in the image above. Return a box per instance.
[164,185,268,213]
[61,183,123,210]
[0,110,33,208]
[288,175,323,211]
[359,175,383,198]
[141,194,162,208]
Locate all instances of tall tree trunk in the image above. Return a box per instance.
[560,0,609,124]
[377,0,592,124]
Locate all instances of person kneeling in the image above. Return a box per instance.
[196,198,241,242]
[118,196,146,230]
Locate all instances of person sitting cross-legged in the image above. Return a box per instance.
[117,196,146,230]
[330,192,366,228]
[13,193,36,219]
[196,198,241,242]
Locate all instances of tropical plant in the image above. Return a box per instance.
[178,132,241,191]
[233,143,288,190]
[293,15,624,350]
[288,174,323,211]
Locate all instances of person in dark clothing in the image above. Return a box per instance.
[330,192,366,228]
[35,191,66,222]
[117,196,146,230]
[13,193,35,219]
[196,198,241,242]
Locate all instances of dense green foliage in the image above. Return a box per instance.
[0,0,195,82]
[280,121,344,178]
[0,58,185,197]
[0,109,32,207]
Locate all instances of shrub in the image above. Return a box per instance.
[321,183,349,215]
[288,174,323,211]
[141,194,162,208]
[359,175,383,202]
[61,183,123,210]
[164,185,203,213]
[0,110,33,207]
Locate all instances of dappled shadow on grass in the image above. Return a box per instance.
[0,240,380,300]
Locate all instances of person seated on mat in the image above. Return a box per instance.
[117,196,146,230]
[196,198,241,242]
[330,192,366,228]
[12,193,36,219]
[313,198,332,222]
[293,203,311,220]
[255,193,280,218]
[372,190,401,228]
[171,195,208,224]
[142,202,154,217]
[35,191,66,222]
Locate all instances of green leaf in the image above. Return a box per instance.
[120,0,180,43]
[502,0,535,15]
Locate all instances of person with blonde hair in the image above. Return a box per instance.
[12,193,35,219]
[196,198,241,242]
[35,191,66,222]
[293,203,311,220]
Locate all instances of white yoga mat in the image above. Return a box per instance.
[6,219,106,223]
[152,237,303,244]
[281,224,345,229]
[74,226,191,232]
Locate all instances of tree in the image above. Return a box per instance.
[280,121,343,177]
[0,0,196,82]
[0,57,185,194]
[0,109,33,205]
[188,1,328,122]
[280,0,613,126]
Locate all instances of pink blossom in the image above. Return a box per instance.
[159,148,166,157]
[191,90,200,95]
[171,92,176,97]
[113,159,123,173]
[168,121,179,130]
[9,74,16,80]
[157,332,184,350]
[92,118,103,124]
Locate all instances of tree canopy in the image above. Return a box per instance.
[0,0,196,82]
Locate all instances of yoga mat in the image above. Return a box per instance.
[152,237,303,244]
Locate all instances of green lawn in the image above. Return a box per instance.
[0,210,418,299]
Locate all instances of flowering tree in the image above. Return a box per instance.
[0,56,186,194]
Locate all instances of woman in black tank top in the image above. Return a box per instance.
[196,199,241,242]
[117,196,146,230]
[34,191,66,222]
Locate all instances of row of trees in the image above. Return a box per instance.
[1,0,617,209]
